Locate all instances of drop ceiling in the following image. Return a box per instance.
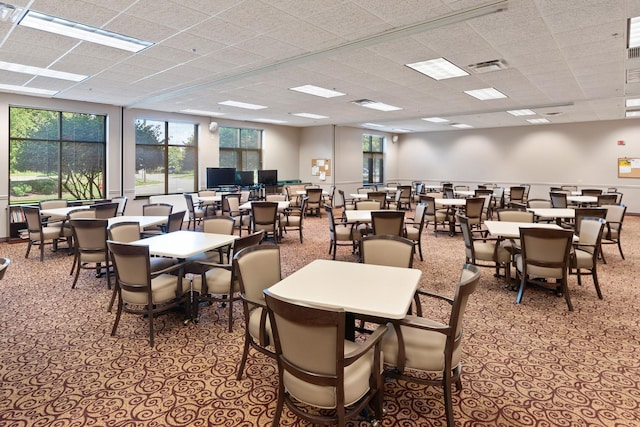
[0,0,638,133]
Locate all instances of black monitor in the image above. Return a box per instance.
[258,169,278,186]
[236,170,255,187]
[206,167,236,188]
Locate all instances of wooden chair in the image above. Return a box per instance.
[265,289,386,427]
[404,203,426,260]
[325,205,360,260]
[458,215,511,281]
[107,241,188,347]
[235,244,281,380]
[142,203,173,234]
[184,193,206,230]
[382,264,481,427]
[464,197,485,230]
[91,202,119,219]
[111,196,128,216]
[69,218,111,290]
[367,191,388,209]
[550,191,568,208]
[571,217,606,300]
[23,206,63,262]
[251,201,280,242]
[600,204,626,262]
[515,228,574,310]
[361,234,414,268]
[508,186,525,207]
[281,197,306,243]
[305,188,323,217]
[190,231,264,331]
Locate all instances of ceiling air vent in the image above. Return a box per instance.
[467,59,508,74]
[628,47,640,59]
[627,68,640,84]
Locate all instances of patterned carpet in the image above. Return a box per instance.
[0,211,639,426]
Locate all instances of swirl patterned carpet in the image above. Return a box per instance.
[0,211,638,426]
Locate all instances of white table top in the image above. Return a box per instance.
[41,205,91,217]
[240,201,290,211]
[130,230,237,259]
[196,195,222,203]
[268,259,421,320]
[485,221,566,239]
[527,208,575,219]
[296,190,329,195]
[108,215,167,229]
[435,198,467,206]
[344,209,385,223]
[567,195,598,204]
[349,193,369,199]
[454,190,475,197]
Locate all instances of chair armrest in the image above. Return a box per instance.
[415,289,454,305]
[396,317,451,335]
[344,324,388,365]
[150,260,187,278]
[191,260,232,271]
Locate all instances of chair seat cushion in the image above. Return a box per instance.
[405,227,420,240]
[382,318,459,373]
[248,306,273,345]
[473,241,510,263]
[515,255,564,279]
[122,273,179,305]
[191,268,236,294]
[573,249,593,268]
[283,340,374,409]
[335,226,356,241]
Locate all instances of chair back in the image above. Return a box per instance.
[411,203,427,232]
[603,204,626,237]
[39,199,68,210]
[305,188,323,205]
[240,191,251,203]
[112,196,128,216]
[235,245,281,311]
[581,188,602,197]
[550,192,568,208]
[465,197,484,223]
[251,202,278,236]
[357,187,373,195]
[443,187,455,199]
[577,217,606,255]
[519,228,573,280]
[108,221,141,243]
[91,202,119,219]
[0,257,9,280]
[70,218,109,252]
[106,241,151,300]
[367,191,387,207]
[266,194,287,202]
[509,186,525,203]
[449,265,482,343]
[355,200,381,210]
[143,203,173,216]
[421,196,436,219]
[334,189,345,208]
[183,193,197,213]
[222,194,241,215]
[165,211,185,232]
[203,216,235,235]
[561,185,578,192]
[597,194,617,206]
[361,235,414,268]
[67,208,96,219]
[398,185,412,202]
[474,189,493,197]
[497,209,534,222]
[573,208,607,234]
[371,210,404,236]
[198,190,216,197]
[458,215,475,260]
[232,231,264,255]
[23,206,44,234]
[325,205,344,236]
[527,199,552,208]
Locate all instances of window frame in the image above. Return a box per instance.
[218,126,263,178]
[8,106,107,204]
[362,134,384,184]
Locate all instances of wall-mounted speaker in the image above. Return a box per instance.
[209,121,219,132]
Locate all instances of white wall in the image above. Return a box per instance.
[396,119,640,213]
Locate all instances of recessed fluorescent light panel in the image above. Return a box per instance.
[0,2,22,22]
[254,118,287,124]
[19,11,153,52]
[392,128,411,133]
[464,87,507,100]
[0,60,87,81]
[527,118,550,124]
[406,57,469,80]
[353,99,402,112]
[629,17,640,48]
[451,123,473,129]
[289,85,345,98]
[291,113,328,119]
[625,111,640,117]
[0,83,57,96]
[625,98,640,108]
[506,109,535,116]
[181,109,225,116]
[422,117,449,123]
[218,100,267,110]
[362,123,385,128]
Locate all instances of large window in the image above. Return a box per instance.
[135,119,197,196]
[219,127,262,177]
[9,107,106,204]
[363,134,384,184]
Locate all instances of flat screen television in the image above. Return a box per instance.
[258,169,278,186]
[236,171,255,187]
[206,167,236,188]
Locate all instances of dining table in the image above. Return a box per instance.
[239,200,290,212]
[435,198,467,235]
[484,220,576,240]
[526,208,575,225]
[40,205,91,218]
[567,195,598,206]
[267,259,421,340]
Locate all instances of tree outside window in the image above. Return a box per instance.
[9,107,106,204]
[363,134,384,184]
[219,127,262,180]
[135,119,197,196]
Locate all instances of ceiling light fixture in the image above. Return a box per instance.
[527,118,550,124]
[625,98,640,108]
[625,111,640,117]
[506,109,535,116]
[289,85,345,98]
[0,83,57,96]
[0,60,87,81]
[0,2,21,22]
[352,99,402,112]
[406,57,469,80]
[254,118,288,124]
[451,123,473,129]
[464,87,507,100]
[422,117,449,123]
[19,10,153,52]
[181,109,225,116]
[291,113,329,119]
[218,100,267,110]
[362,123,385,128]
[629,16,640,48]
